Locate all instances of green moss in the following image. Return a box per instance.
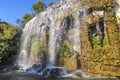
[31,38,42,55]
[92,36,101,49]
[60,42,71,57]
[103,37,109,45]
[80,0,120,76]
[92,36,109,49]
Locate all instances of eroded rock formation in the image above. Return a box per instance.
[18,0,120,76]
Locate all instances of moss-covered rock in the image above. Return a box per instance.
[18,0,120,77]
[80,0,120,76]
[60,55,78,71]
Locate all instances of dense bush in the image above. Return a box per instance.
[0,22,21,66]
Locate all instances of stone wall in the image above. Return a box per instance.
[80,0,120,76]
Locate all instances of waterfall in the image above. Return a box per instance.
[17,9,57,69]
[17,0,84,70]
[72,11,81,55]
[48,17,56,66]
[17,17,39,69]
[17,14,48,69]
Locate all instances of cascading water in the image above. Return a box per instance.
[48,17,56,66]
[17,17,41,69]
[17,7,60,69]
[1,0,119,79]
[16,0,108,79]
[17,0,83,72]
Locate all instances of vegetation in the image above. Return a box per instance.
[32,1,46,14]
[0,0,119,76]
[16,1,46,27]
[0,22,21,66]
[60,42,71,57]
[31,39,42,55]
[48,2,57,7]
[80,0,120,76]
[0,0,58,67]
[22,13,35,25]
[16,1,53,28]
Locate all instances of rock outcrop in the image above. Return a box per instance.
[115,0,120,31]
[18,0,120,76]
[80,0,120,76]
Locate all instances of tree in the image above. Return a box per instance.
[16,14,35,28]
[16,1,46,27]
[16,1,57,27]
[22,13,35,25]
[48,2,57,7]
[0,22,21,66]
[32,1,46,14]
[16,18,24,28]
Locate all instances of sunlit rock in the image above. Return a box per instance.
[16,0,120,77]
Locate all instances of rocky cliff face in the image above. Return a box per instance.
[18,0,120,76]
[80,0,120,76]
[115,0,120,31]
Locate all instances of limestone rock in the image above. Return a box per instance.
[18,0,120,77]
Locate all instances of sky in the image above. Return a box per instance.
[0,0,60,25]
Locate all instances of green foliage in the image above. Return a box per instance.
[16,13,35,28]
[16,1,46,27]
[31,39,42,55]
[48,2,57,7]
[92,36,109,49]
[0,40,16,63]
[0,22,20,39]
[22,13,35,25]
[103,37,108,45]
[16,18,24,28]
[92,36,101,49]
[16,14,35,28]
[32,1,46,14]
[0,41,9,62]
[60,42,71,57]
[0,22,21,65]
[16,1,57,27]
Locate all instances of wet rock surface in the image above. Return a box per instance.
[15,0,120,77]
[40,66,67,78]
[26,64,42,72]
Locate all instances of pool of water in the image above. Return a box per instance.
[0,71,118,80]
[0,71,78,80]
